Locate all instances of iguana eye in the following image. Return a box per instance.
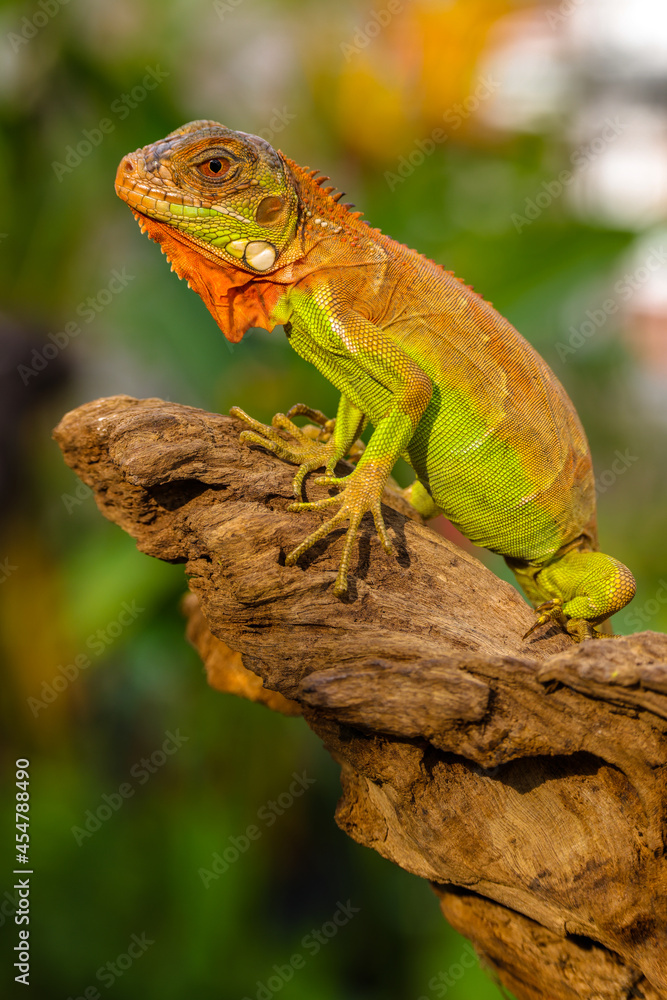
[198,158,230,177]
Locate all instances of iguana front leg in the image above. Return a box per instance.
[234,303,432,595]
[279,308,433,595]
[287,452,395,596]
[231,394,366,499]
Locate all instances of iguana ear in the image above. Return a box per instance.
[133,212,284,343]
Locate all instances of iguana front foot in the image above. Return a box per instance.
[286,465,393,596]
[230,405,338,498]
[523,598,609,642]
[282,403,335,436]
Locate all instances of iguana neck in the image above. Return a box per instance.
[132,162,381,342]
[132,211,291,342]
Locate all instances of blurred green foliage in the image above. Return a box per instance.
[1,1,665,998]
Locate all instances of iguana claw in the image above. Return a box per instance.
[232,405,390,594]
[285,403,335,435]
[286,467,393,595]
[230,405,338,498]
[523,598,611,642]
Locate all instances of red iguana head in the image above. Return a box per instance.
[114,120,302,342]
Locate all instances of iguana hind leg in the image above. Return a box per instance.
[402,479,442,519]
[518,550,636,642]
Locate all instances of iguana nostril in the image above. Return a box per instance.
[123,158,135,174]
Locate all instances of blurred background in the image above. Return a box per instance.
[1,0,666,997]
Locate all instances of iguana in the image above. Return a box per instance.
[115,120,636,641]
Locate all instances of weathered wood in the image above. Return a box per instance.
[54,395,667,999]
[435,888,666,1000]
[183,593,301,715]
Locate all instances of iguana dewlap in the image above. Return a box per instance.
[115,120,636,641]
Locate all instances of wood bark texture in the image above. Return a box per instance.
[54,395,667,1000]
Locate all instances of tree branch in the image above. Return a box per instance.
[54,395,667,999]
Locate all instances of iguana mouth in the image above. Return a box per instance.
[115,151,207,222]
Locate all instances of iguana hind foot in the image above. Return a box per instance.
[523,599,610,642]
